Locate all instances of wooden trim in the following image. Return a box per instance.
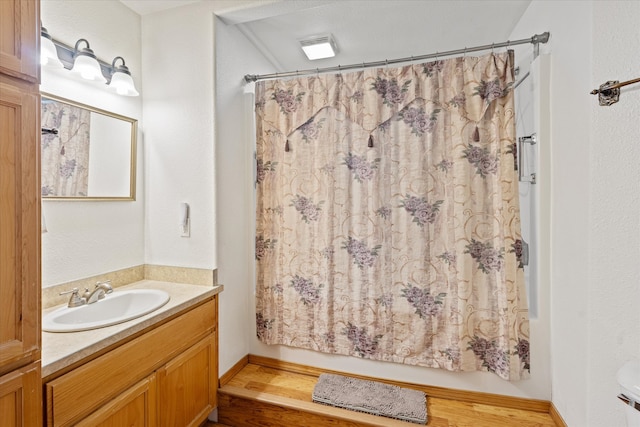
[549,402,568,427]
[219,355,249,387]
[213,296,219,406]
[219,385,415,427]
[248,354,550,414]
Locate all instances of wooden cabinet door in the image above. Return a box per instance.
[157,334,217,427]
[0,362,41,427]
[74,375,157,427]
[0,77,40,375]
[0,0,39,82]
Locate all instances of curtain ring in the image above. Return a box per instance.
[463,47,467,58]
[491,42,495,53]
[316,68,320,76]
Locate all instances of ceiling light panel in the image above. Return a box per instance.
[299,34,338,60]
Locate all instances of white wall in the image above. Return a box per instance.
[141,3,216,269]
[141,1,277,372]
[88,113,132,197]
[511,2,592,424]
[214,17,277,372]
[511,1,640,425]
[40,0,144,287]
[589,1,640,426]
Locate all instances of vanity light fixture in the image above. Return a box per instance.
[299,34,338,60]
[40,26,64,69]
[108,57,139,97]
[70,39,107,83]
[40,26,139,96]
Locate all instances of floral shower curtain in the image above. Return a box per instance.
[41,100,91,197]
[255,51,530,381]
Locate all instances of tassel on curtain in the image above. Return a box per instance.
[254,51,529,381]
[472,125,480,142]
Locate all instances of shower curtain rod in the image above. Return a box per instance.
[244,32,550,83]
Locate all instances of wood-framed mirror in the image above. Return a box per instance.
[41,93,137,200]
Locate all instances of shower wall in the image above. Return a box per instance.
[515,55,538,317]
[510,1,640,426]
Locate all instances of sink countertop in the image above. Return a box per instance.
[42,280,223,379]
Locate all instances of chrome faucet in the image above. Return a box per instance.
[59,287,87,308]
[84,281,114,304]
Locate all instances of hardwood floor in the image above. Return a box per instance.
[210,362,558,427]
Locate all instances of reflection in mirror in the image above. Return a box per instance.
[41,94,137,200]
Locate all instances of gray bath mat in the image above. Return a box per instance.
[312,373,427,424]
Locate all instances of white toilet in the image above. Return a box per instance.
[617,361,640,427]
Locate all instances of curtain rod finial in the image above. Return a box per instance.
[531,32,550,44]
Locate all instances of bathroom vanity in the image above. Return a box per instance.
[41,281,222,427]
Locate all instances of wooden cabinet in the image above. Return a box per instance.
[45,297,218,427]
[0,362,41,427]
[0,77,40,374]
[0,0,40,82]
[157,335,217,426]
[0,0,42,426]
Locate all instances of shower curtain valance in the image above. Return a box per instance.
[273,56,511,153]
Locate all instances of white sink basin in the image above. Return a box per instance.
[43,289,170,333]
